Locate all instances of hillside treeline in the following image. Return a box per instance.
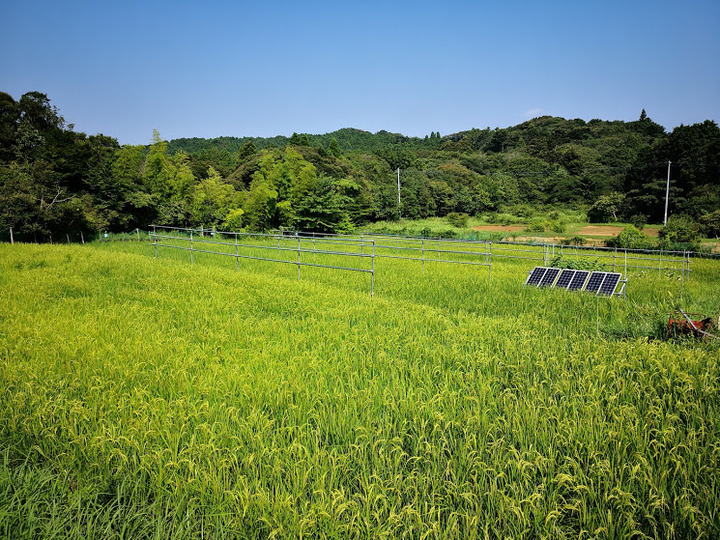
[1,91,719,240]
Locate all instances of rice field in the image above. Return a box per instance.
[0,238,719,539]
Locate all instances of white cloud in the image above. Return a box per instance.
[524,108,543,118]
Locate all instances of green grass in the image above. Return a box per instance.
[1,240,719,538]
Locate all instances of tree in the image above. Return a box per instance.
[0,92,19,162]
[293,175,353,233]
[288,132,310,146]
[190,167,238,227]
[699,210,720,239]
[328,137,341,157]
[237,140,257,162]
[243,181,277,231]
[588,192,625,222]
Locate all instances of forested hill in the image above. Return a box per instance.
[168,127,435,155]
[1,90,719,242]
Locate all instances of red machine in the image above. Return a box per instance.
[667,309,718,340]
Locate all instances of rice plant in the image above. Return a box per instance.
[0,240,718,538]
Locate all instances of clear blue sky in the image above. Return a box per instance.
[2,0,718,145]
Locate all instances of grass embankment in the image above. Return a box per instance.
[0,241,719,538]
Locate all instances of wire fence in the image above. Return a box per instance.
[275,230,690,280]
[149,226,378,296]
[148,226,494,296]
[2,226,703,287]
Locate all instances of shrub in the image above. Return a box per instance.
[446,212,469,228]
[629,214,647,230]
[550,220,566,234]
[560,236,586,246]
[524,222,545,233]
[514,205,534,218]
[605,225,654,249]
[659,215,701,243]
[550,255,607,271]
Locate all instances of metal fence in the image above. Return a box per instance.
[286,230,690,280]
[149,226,495,296]
[150,226,378,296]
[279,230,493,279]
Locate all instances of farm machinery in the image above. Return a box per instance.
[667,308,719,341]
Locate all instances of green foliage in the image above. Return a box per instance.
[2,90,718,246]
[293,175,353,233]
[222,208,245,231]
[445,212,469,228]
[628,213,647,230]
[242,181,277,232]
[699,210,720,238]
[550,255,607,270]
[560,235,586,246]
[658,215,701,248]
[605,225,655,249]
[190,167,239,227]
[524,221,545,233]
[588,191,625,222]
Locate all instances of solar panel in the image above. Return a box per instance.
[584,271,605,293]
[539,267,561,287]
[598,273,622,296]
[568,270,590,291]
[525,267,548,286]
[525,267,624,297]
[554,269,576,289]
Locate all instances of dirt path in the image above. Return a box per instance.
[577,225,659,237]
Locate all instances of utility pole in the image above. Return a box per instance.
[397,167,401,221]
[664,161,671,225]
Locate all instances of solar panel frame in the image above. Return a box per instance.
[554,269,576,289]
[584,271,605,293]
[539,267,561,287]
[525,266,548,286]
[598,272,622,296]
[568,270,590,291]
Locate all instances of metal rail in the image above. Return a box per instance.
[150,226,376,296]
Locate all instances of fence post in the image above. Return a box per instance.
[153,226,157,258]
[613,248,617,272]
[81,231,85,244]
[623,249,626,275]
[371,239,375,297]
[680,251,685,299]
[421,238,425,272]
[9,228,13,244]
[190,230,194,265]
[297,236,301,279]
[488,241,492,281]
[136,228,140,242]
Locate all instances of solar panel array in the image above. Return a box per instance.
[524,267,623,296]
